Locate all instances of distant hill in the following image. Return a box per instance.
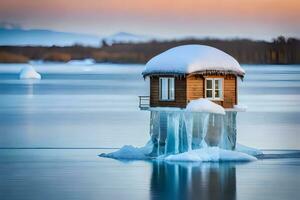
[0,27,156,47]
[103,32,154,45]
[0,28,102,46]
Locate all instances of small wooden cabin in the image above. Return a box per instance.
[141,45,245,109]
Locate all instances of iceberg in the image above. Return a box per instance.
[100,100,258,163]
[19,66,41,79]
[148,109,237,157]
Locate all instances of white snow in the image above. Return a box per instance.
[162,147,257,162]
[235,143,263,156]
[67,58,95,65]
[186,98,225,115]
[143,45,245,76]
[19,66,41,79]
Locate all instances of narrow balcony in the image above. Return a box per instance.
[138,96,150,110]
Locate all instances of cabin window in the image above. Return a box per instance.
[205,78,223,100]
[159,77,175,101]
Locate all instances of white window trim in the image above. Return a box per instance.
[205,78,224,101]
[159,77,175,101]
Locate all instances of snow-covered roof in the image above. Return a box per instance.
[143,45,245,77]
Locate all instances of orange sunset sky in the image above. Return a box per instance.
[0,0,299,40]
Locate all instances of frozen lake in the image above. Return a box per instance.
[0,63,300,199]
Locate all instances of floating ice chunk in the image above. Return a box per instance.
[100,144,257,162]
[67,58,95,65]
[235,143,263,156]
[100,145,148,159]
[19,66,41,79]
[163,147,257,162]
[99,141,153,160]
[186,98,225,115]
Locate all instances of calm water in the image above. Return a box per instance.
[0,63,300,200]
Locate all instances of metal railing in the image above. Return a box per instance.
[138,96,150,110]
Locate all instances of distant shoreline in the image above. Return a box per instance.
[0,36,299,64]
[3,61,300,65]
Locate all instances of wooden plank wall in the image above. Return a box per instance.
[186,74,237,108]
[223,75,237,108]
[149,74,237,109]
[186,74,204,102]
[150,76,187,108]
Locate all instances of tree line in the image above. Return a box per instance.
[0,36,299,64]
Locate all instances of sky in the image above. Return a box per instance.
[0,0,299,40]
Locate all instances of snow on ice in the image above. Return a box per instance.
[186,98,225,115]
[19,65,41,79]
[100,143,257,162]
[99,141,153,160]
[162,147,257,162]
[67,58,95,65]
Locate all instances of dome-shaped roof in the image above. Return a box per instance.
[142,45,245,77]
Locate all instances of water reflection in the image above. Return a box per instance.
[24,79,40,97]
[150,162,236,200]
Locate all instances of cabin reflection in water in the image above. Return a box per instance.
[150,162,236,200]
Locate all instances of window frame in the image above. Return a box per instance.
[159,77,175,101]
[205,78,224,100]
